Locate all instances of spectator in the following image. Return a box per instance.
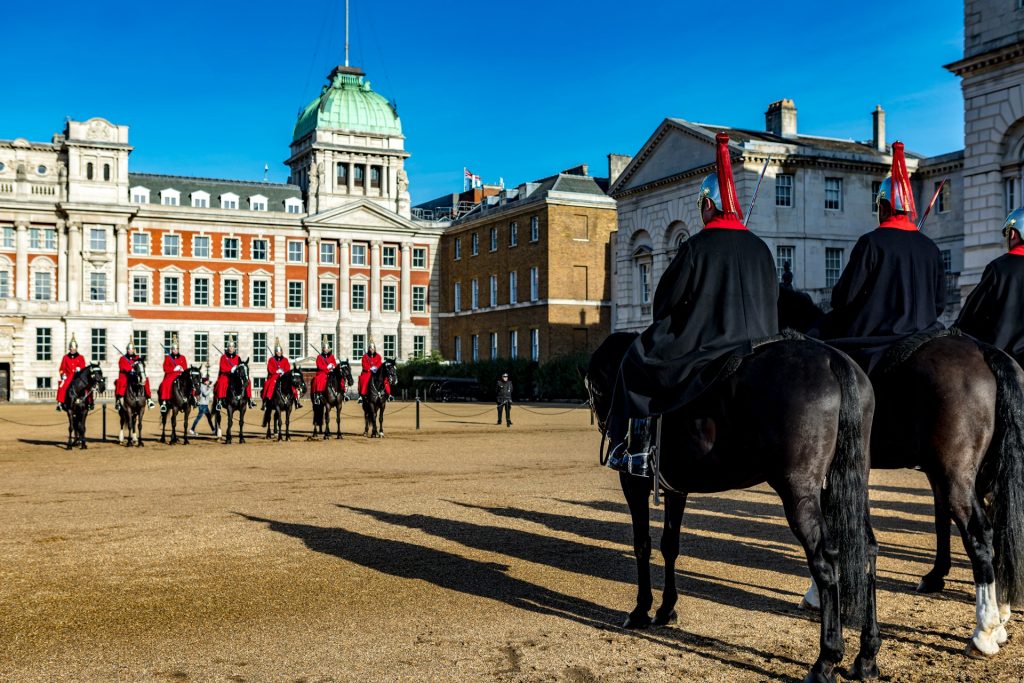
[189,376,215,436]
[496,372,513,427]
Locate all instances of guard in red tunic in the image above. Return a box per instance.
[56,335,88,411]
[261,339,301,409]
[312,339,341,406]
[358,342,391,399]
[159,337,188,413]
[114,340,154,411]
[215,339,254,411]
[956,207,1024,363]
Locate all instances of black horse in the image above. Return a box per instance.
[778,296,1024,657]
[312,360,354,440]
[61,364,106,450]
[588,332,880,683]
[362,359,397,438]
[118,358,148,447]
[215,359,250,444]
[263,368,306,441]
[160,366,201,445]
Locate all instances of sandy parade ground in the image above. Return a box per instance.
[2,400,1024,682]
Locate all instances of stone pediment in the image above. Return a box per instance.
[305,199,422,233]
[611,119,722,195]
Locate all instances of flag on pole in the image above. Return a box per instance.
[464,167,481,190]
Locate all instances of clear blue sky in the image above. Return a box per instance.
[1,0,964,204]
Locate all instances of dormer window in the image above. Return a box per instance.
[131,186,151,204]
[220,192,239,210]
[160,189,180,206]
[191,191,210,208]
[249,194,268,212]
[284,197,303,214]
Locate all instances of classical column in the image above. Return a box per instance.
[369,240,382,339]
[346,160,355,194]
[363,162,371,196]
[67,222,82,312]
[400,242,412,323]
[339,238,351,316]
[115,224,128,311]
[388,165,398,207]
[56,220,67,303]
[307,234,319,318]
[14,221,28,300]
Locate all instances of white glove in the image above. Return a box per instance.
[371,367,378,373]
[327,364,334,370]
[74,368,82,374]
[277,369,284,375]
[231,366,237,373]
[175,366,183,373]
[60,374,67,381]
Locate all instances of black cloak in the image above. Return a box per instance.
[956,252,1024,362]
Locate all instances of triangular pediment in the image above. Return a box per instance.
[612,119,724,195]
[305,198,428,234]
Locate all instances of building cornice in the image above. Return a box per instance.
[946,42,1024,77]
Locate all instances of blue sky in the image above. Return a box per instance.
[2,0,965,204]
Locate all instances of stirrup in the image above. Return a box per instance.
[147,399,155,409]
[115,400,123,411]
[160,402,168,414]
[605,441,652,477]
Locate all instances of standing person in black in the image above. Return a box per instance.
[496,372,513,427]
[956,207,1024,363]
[818,141,946,373]
[606,132,779,465]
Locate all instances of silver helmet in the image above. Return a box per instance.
[697,173,721,212]
[1002,207,1024,238]
[875,175,911,214]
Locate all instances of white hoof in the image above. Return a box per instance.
[799,581,820,610]
[969,632,1001,658]
[995,624,1009,646]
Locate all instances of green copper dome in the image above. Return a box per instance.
[293,66,402,141]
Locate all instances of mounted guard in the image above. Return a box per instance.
[215,339,255,411]
[56,335,88,412]
[312,339,341,406]
[261,338,301,410]
[115,341,154,412]
[159,337,190,413]
[359,342,392,401]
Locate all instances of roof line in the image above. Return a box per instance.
[128,171,299,189]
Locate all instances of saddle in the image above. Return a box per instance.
[871,328,962,378]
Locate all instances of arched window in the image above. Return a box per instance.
[103,164,111,181]
[632,245,653,305]
[666,221,689,259]
[86,162,93,180]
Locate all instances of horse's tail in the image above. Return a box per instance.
[823,347,871,625]
[980,345,1024,607]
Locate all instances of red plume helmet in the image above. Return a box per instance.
[888,141,917,221]
[715,132,743,221]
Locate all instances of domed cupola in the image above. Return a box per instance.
[292,66,401,142]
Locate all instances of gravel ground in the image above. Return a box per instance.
[1,401,1023,682]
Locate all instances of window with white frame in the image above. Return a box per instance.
[825,248,844,288]
[352,282,366,310]
[89,271,106,301]
[287,281,303,308]
[133,331,149,360]
[454,238,461,260]
[871,180,883,213]
[36,377,52,390]
[252,333,267,364]
[489,332,498,359]
[471,334,479,362]
[776,173,794,207]
[29,228,41,249]
[191,191,209,208]
[489,274,497,307]
[288,333,303,360]
[412,286,426,313]
[1006,178,1017,213]
[33,271,52,301]
[509,271,518,304]
[825,178,843,211]
[249,195,268,211]
[412,247,426,268]
[160,189,179,206]
[287,241,304,263]
[383,335,396,359]
[453,282,462,312]
[91,328,107,362]
[1,227,13,248]
[89,227,106,252]
[352,334,366,358]
[937,181,951,213]
[351,243,367,266]
[320,241,336,264]
[223,237,240,260]
[132,275,149,304]
[509,221,518,246]
[193,235,210,258]
[471,279,479,310]
[454,336,462,363]
[413,335,425,358]
[509,330,518,358]
[162,275,180,305]
[193,276,210,306]
[320,281,336,310]
[251,279,268,308]
[489,226,498,252]
[530,329,540,361]
[776,245,795,281]
[252,239,269,260]
[638,262,651,305]
[193,332,208,364]
[284,198,303,214]
[529,267,539,302]
[471,233,479,256]
[382,245,396,267]
[162,233,180,257]
[220,193,239,210]
[132,232,150,255]
[44,229,55,249]
[530,216,539,242]
[131,187,150,204]
[383,283,397,312]
[0,270,9,299]
[36,328,52,361]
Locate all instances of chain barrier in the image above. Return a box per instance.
[515,400,590,416]
[420,403,503,418]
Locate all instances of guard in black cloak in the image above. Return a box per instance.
[606,132,779,471]
[956,207,1024,363]
[817,141,945,373]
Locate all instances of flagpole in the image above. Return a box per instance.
[344,0,350,67]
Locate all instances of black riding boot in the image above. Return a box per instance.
[606,417,655,478]
[115,398,123,411]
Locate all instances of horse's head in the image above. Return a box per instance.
[87,363,107,394]
[383,359,398,386]
[585,333,638,434]
[289,368,307,395]
[133,358,147,380]
[237,359,250,386]
[187,366,203,393]
[338,360,354,386]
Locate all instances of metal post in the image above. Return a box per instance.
[415,397,420,430]
[590,405,594,425]
[102,404,107,442]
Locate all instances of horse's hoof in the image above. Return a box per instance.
[652,609,677,626]
[966,638,999,659]
[916,575,946,594]
[843,655,880,681]
[622,611,651,629]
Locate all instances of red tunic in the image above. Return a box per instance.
[57,353,87,403]
[115,354,151,397]
[358,352,390,395]
[261,355,294,399]
[313,353,340,393]
[215,353,251,399]
[159,353,188,401]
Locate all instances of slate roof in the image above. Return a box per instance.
[681,120,923,159]
[128,172,302,212]
[454,170,611,224]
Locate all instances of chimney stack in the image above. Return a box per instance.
[607,153,632,186]
[872,105,886,152]
[765,99,798,138]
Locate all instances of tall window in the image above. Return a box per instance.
[252,280,268,308]
[489,227,498,252]
[382,245,396,267]
[825,248,844,288]
[193,235,211,259]
[0,271,8,299]
[776,245,795,281]
[1,227,14,248]
[223,237,240,259]
[35,328,52,361]
[252,239,269,261]
[509,330,519,358]
[454,238,462,260]
[454,336,462,363]
[351,243,367,266]
[86,162,94,180]
[935,181,950,213]
[412,247,427,268]
[471,279,479,310]
[370,166,381,189]
[530,216,540,242]
[509,271,518,304]
[638,263,650,304]
[413,335,425,358]
[288,333,303,360]
[471,233,479,256]
[489,275,497,307]
[91,328,107,362]
[825,178,843,211]
[288,241,304,263]
[103,164,111,181]
[133,331,149,360]
[90,272,107,301]
[321,242,337,264]
[223,278,239,307]
[320,281,336,310]
[162,234,180,257]
[489,332,498,360]
[253,333,268,364]
[162,276,180,305]
[453,282,462,312]
[44,229,56,250]
[941,249,952,275]
[33,271,52,301]
[530,267,539,302]
[132,232,150,255]
[352,283,366,310]
[193,276,210,306]
[288,281,304,308]
[89,228,106,251]
[337,162,348,185]
[509,222,518,246]
[530,329,540,361]
[471,334,479,362]
[412,286,426,313]
[352,334,366,358]
[382,284,397,312]
[383,335,396,359]
[354,166,365,187]
[776,173,794,207]
[30,228,41,249]
[193,332,208,364]
[1006,177,1018,212]
[871,181,883,213]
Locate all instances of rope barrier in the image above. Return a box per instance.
[516,400,590,416]
[419,403,500,418]
[0,414,70,428]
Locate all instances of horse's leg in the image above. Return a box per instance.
[781,487,843,683]
[285,407,291,441]
[620,472,654,629]
[79,411,88,449]
[169,409,178,445]
[336,403,342,439]
[238,408,246,444]
[948,483,1003,657]
[848,515,882,680]
[653,490,686,625]
[918,471,953,594]
[183,407,190,445]
[379,404,385,437]
[363,404,370,437]
[160,410,167,443]
[226,409,233,444]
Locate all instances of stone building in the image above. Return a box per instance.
[0,64,443,401]
[438,165,616,364]
[609,100,965,334]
